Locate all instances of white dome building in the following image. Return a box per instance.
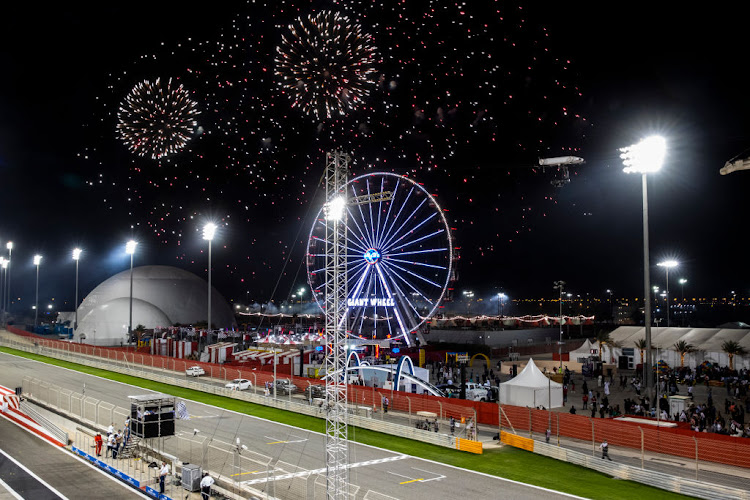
[75,265,236,345]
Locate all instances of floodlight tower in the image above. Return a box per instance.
[5,242,12,323]
[203,223,217,333]
[621,135,666,399]
[125,240,138,340]
[323,150,349,500]
[33,255,42,328]
[72,248,82,331]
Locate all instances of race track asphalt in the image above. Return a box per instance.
[0,351,579,500]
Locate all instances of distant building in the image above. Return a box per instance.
[74,265,236,345]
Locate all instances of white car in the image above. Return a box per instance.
[185,366,206,377]
[225,378,252,391]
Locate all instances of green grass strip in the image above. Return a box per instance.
[1,346,691,499]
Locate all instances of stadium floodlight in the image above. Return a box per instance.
[621,135,667,400]
[125,240,138,339]
[657,260,679,327]
[33,255,42,328]
[324,196,346,221]
[72,248,82,331]
[203,223,218,334]
[621,135,666,174]
[203,222,217,241]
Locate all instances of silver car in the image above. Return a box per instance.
[225,378,252,391]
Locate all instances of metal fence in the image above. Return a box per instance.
[533,441,750,500]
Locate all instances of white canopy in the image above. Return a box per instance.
[499,358,563,408]
[609,326,750,369]
[569,338,597,359]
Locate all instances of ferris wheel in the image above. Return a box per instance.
[307,172,453,345]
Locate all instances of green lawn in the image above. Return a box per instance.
[1,346,691,499]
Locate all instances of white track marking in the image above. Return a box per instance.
[241,455,409,485]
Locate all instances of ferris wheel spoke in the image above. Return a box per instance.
[374,263,412,345]
[373,176,388,250]
[386,247,448,257]
[379,260,435,307]
[378,262,430,316]
[382,274,420,331]
[387,227,445,254]
[382,211,438,253]
[376,185,415,250]
[378,197,429,252]
[380,259,443,289]
[384,257,448,271]
[366,178,378,251]
[346,206,375,250]
[376,178,399,249]
[340,265,371,330]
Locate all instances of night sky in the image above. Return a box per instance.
[1,1,748,317]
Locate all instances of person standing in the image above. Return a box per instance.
[106,432,115,458]
[200,473,215,500]
[159,461,170,494]
[545,428,551,443]
[114,431,123,458]
[94,432,103,457]
[600,439,612,461]
[383,396,389,413]
[450,416,456,435]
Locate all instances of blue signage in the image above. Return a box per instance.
[363,248,381,264]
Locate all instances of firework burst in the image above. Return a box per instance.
[116,78,200,159]
[275,11,378,119]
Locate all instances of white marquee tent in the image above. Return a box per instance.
[569,338,623,365]
[499,358,563,408]
[609,326,750,370]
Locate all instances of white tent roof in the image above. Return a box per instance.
[502,358,562,389]
[610,326,750,353]
[569,338,597,356]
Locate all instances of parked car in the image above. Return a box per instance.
[464,382,490,402]
[225,378,252,391]
[185,366,205,377]
[274,379,298,395]
[305,384,326,400]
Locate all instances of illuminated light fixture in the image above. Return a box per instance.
[33,255,42,266]
[203,222,217,241]
[72,248,82,261]
[620,135,666,174]
[125,240,138,255]
[324,196,346,221]
[5,242,12,251]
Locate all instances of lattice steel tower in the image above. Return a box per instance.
[323,150,349,499]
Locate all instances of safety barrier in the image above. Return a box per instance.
[18,401,69,446]
[531,441,750,500]
[456,438,483,454]
[500,431,533,452]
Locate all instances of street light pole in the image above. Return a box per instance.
[203,223,217,334]
[657,260,678,328]
[622,135,667,400]
[5,242,12,323]
[33,255,42,328]
[679,278,687,326]
[73,248,82,331]
[125,240,137,342]
[553,281,565,372]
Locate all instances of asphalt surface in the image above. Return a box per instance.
[0,416,142,500]
[0,350,578,500]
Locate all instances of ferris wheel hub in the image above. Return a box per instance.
[363,248,381,265]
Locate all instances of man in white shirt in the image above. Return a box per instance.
[200,473,215,500]
[159,462,169,494]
